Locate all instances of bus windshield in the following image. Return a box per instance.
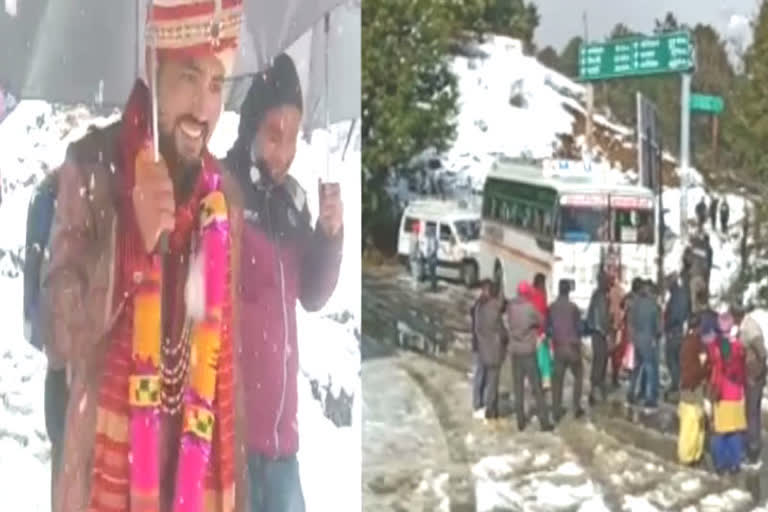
[454,219,481,242]
[559,206,609,243]
[612,207,654,244]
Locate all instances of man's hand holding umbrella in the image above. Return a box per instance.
[133,145,175,253]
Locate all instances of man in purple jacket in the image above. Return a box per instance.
[224,54,344,512]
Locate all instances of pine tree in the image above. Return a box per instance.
[557,36,583,78]
[723,1,768,304]
[362,0,541,249]
[537,46,560,70]
[362,0,464,246]
[482,0,539,52]
[726,1,768,176]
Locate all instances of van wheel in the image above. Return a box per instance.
[462,261,478,288]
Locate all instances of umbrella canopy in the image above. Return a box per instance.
[226,0,360,135]
[0,0,345,108]
[242,0,347,72]
[1,0,144,107]
[304,0,361,134]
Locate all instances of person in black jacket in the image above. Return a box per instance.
[471,280,492,416]
[474,282,507,420]
[664,273,689,398]
[549,279,585,421]
[586,272,611,404]
[695,197,707,230]
[720,199,730,234]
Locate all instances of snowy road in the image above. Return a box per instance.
[362,264,765,511]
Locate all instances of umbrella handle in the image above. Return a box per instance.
[149,42,169,255]
[151,46,160,163]
[323,12,330,183]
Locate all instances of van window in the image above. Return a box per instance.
[439,224,452,242]
[404,217,417,233]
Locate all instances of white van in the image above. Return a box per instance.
[397,199,481,287]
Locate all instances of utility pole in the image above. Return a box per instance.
[680,73,691,244]
[584,11,594,160]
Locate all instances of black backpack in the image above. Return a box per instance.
[23,172,58,351]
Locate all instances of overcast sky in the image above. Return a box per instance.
[532,0,760,51]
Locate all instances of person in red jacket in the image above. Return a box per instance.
[224,54,344,511]
[525,274,552,389]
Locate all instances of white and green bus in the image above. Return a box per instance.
[478,158,657,310]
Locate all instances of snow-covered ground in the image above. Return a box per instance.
[0,101,360,511]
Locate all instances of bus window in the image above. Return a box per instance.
[542,211,553,236]
[613,208,654,244]
[559,206,609,242]
[516,203,529,228]
[500,201,510,223]
[533,209,544,234]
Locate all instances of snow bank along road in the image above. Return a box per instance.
[362,264,766,511]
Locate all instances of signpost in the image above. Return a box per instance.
[689,92,724,173]
[579,31,695,245]
[579,32,694,81]
[690,93,724,114]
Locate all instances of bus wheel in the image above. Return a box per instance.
[462,261,478,288]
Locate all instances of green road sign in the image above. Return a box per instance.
[690,93,724,114]
[579,32,694,81]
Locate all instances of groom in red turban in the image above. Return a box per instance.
[42,2,250,511]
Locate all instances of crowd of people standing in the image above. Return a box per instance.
[696,195,730,234]
[469,264,767,473]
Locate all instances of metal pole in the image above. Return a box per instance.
[712,114,719,170]
[636,91,643,184]
[324,12,330,182]
[656,140,664,291]
[679,73,691,244]
[586,84,594,157]
[583,11,593,161]
[151,49,159,163]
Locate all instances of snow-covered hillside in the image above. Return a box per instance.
[441,35,644,191]
[0,102,361,511]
